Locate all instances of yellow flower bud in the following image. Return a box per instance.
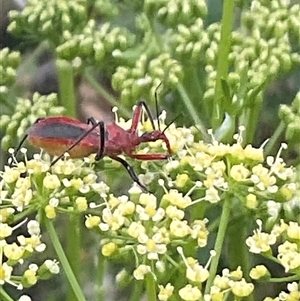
[45,205,56,219]
[43,174,61,190]
[102,242,117,256]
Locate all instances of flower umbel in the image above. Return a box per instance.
[0,219,54,290]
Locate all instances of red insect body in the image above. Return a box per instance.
[15,101,172,188]
[27,117,172,160]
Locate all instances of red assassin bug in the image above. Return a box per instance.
[11,100,173,189]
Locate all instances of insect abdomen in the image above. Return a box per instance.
[27,120,100,157]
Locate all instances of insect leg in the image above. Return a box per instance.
[110,155,148,191]
[50,120,104,166]
[130,100,156,134]
[86,117,98,126]
[129,153,170,160]
[87,117,105,161]
[154,82,162,131]
[8,134,29,167]
[9,117,46,166]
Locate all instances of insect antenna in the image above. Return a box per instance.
[154,82,163,131]
[8,134,29,166]
[163,114,181,134]
[9,117,46,167]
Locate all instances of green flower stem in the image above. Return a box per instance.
[227,218,254,301]
[145,273,157,301]
[66,215,81,301]
[244,96,263,145]
[130,280,144,301]
[56,59,77,118]
[186,66,208,117]
[228,218,250,277]
[45,218,87,301]
[83,69,132,119]
[0,287,14,301]
[268,275,299,282]
[13,207,37,223]
[264,121,285,156]
[212,0,235,129]
[177,83,208,139]
[204,197,232,294]
[96,249,106,300]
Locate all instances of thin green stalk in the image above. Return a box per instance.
[145,273,157,301]
[204,197,232,294]
[264,121,285,156]
[130,281,144,301]
[96,249,106,300]
[177,83,209,140]
[227,219,254,301]
[66,215,81,301]
[228,220,249,275]
[0,287,14,301]
[212,0,235,129]
[244,96,264,145]
[268,275,299,282]
[83,69,132,119]
[45,218,87,301]
[12,207,37,223]
[186,66,209,121]
[56,59,77,118]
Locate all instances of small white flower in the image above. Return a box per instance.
[18,295,32,301]
[44,259,60,274]
[27,220,41,235]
